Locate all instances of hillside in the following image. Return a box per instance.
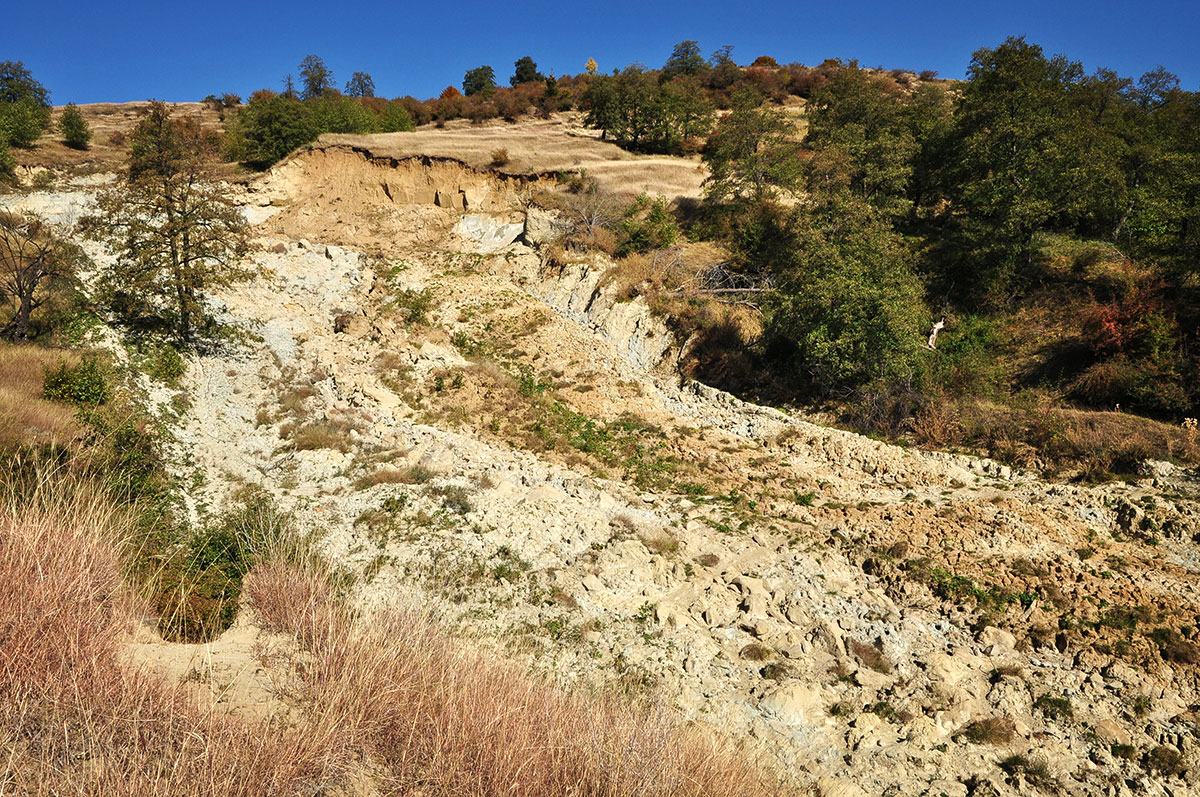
[4,111,1200,794]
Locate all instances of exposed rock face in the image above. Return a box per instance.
[15,150,1200,796]
[453,214,525,253]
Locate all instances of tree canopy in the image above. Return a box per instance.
[462,65,497,97]
[511,57,544,86]
[298,55,334,100]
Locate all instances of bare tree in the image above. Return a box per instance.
[0,211,80,340]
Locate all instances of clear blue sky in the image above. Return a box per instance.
[3,0,1197,104]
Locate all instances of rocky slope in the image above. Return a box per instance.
[7,147,1200,796]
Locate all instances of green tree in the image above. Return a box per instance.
[805,62,917,219]
[583,66,712,154]
[662,41,707,80]
[223,94,318,168]
[58,103,90,149]
[946,37,1093,294]
[767,191,928,393]
[84,102,250,344]
[462,65,497,96]
[344,71,376,98]
[510,56,544,86]
[0,61,52,148]
[701,89,803,203]
[298,55,334,100]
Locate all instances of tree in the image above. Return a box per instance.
[663,40,707,80]
[0,211,81,340]
[345,71,376,98]
[0,61,52,148]
[223,93,317,168]
[767,192,928,393]
[946,37,1094,294]
[805,62,917,219]
[58,103,90,149]
[83,102,250,344]
[298,55,334,100]
[282,74,298,100]
[462,65,497,96]
[510,56,544,87]
[583,65,713,154]
[701,90,803,203]
[585,58,599,75]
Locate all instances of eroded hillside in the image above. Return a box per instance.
[6,135,1200,796]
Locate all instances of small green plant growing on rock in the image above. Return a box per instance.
[1033,694,1073,721]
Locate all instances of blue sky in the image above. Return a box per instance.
[2,0,1197,103]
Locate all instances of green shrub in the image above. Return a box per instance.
[223,94,319,168]
[1145,745,1185,777]
[617,194,680,256]
[376,99,415,132]
[0,139,13,182]
[58,103,90,149]
[43,356,111,408]
[767,198,928,395]
[146,343,185,384]
[1033,694,1073,721]
[392,287,432,325]
[0,96,51,148]
[155,495,297,642]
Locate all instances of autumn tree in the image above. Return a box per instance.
[83,102,250,344]
[0,211,81,340]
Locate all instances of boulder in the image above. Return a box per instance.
[524,207,571,246]
[454,214,524,253]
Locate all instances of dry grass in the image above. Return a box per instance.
[244,561,786,796]
[0,457,785,795]
[0,343,84,445]
[0,466,348,795]
[910,396,1197,480]
[958,716,1016,745]
[320,114,708,199]
[13,102,233,179]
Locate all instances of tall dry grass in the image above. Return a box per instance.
[0,466,349,795]
[0,343,83,444]
[1,457,785,795]
[245,561,784,797]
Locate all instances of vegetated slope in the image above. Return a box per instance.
[7,131,1200,794]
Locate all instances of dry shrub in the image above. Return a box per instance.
[959,716,1016,745]
[849,638,892,674]
[490,147,510,166]
[244,561,785,796]
[0,467,348,795]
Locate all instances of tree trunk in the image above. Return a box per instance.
[1,292,34,340]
